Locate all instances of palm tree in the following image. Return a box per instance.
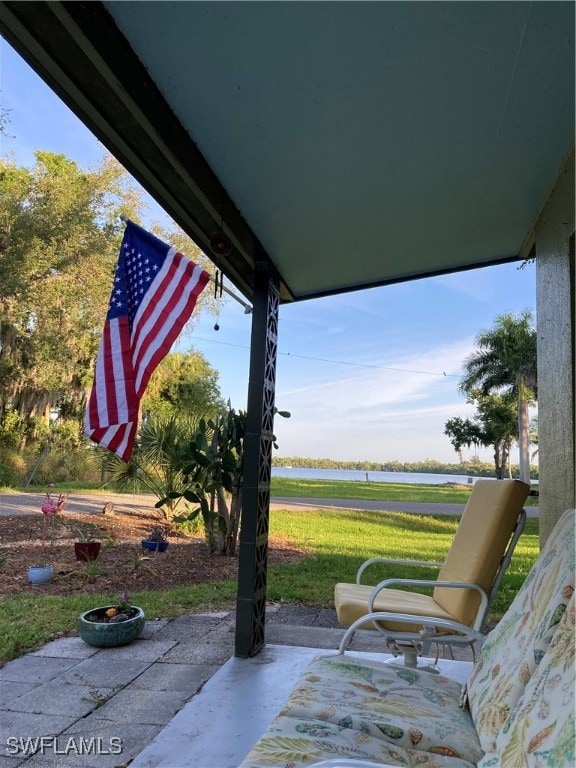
[93,413,201,520]
[459,311,537,484]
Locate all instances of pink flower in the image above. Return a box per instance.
[37,493,68,560]
[42,493,68,515]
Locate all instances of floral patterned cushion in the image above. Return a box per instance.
[238,655,482,767]
[477,595,575,768]
[240,713,477,768]
[467,508,575,755]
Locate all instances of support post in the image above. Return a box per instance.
[235,262,279,657]
[535,147,575,545]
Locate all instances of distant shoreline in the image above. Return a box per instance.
[272,459,538,480]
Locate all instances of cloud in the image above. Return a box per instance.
[274,337,484,462]
[431,271,497,302]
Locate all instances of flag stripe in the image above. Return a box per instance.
[87,317,136,431]
[132,251,191,388]
[133,257,208,394]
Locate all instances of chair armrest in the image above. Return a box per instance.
[338,611,485,654]
[368,579,489,630]
[356,557,442,584]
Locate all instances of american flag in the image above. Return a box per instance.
[84,221,210,460]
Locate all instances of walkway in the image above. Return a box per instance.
[0,491,539,518]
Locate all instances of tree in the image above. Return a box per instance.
[444,417,483,462]
[0,151,143,445]
[459,311,537,484]
[530,416,539,460]
[173,407,247,555]
[0,151,219,455]
[473,391,518,479]
[93,413,202,520]
[0,106,11,137]
[141,350,224,422]
[166,405,290,555]
[445,391,518,479]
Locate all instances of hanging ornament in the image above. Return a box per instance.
[210,231,232,257]
[213,269,223,331]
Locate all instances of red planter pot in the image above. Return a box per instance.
[74,541,102,561]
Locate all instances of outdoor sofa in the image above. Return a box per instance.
[238,507,575,767]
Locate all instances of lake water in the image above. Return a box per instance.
[272,467,489,485]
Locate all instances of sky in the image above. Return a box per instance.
[0,39,537,466]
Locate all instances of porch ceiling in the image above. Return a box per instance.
[0,1,573,302]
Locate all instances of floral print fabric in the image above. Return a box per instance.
[477,595,575,768]
[239,655,481,767]
[467,508,575,757]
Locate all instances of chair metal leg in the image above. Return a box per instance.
[382,641,441,673]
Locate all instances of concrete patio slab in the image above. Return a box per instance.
[158,614,235,642]
[130,645,473,768]
[131,662,221,693]
[31,637,99,659]
[0,657,80,685]
[160,636,234,665]
[139,618,171,638]
[4,681,115,719]
[94,687,191,726]
[129,645,320,768]
[0,711,79,751]
[0,753,28,767]
[58,657,150,689]
[0,684,37,709]
[22,721,162,768]
[265,623,346,649]
[85,639,177,662]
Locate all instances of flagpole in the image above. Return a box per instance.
[211,277,253,314]
[119,215,252,314]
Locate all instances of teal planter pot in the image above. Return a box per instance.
[28,565,54,584]
[77,606,145,648]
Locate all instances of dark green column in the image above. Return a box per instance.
[235,262,280,657]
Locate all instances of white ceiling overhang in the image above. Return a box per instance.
[0,1,573,302]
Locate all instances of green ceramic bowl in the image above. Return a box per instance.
[77,605,145,647]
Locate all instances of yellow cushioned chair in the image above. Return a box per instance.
[334,478,530,668]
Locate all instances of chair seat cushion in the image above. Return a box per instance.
[239,654,482,767]
[241,714,477,767]
[334,583,458,632]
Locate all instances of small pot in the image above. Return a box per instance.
[141,539,169,553]
[74,541,102,561]
[77,605,145,647]
[28,564,54,584]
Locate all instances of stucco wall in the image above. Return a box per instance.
[535,147,575,545]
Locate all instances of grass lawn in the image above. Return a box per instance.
[0,503,539,664]
[270,477,539,505]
